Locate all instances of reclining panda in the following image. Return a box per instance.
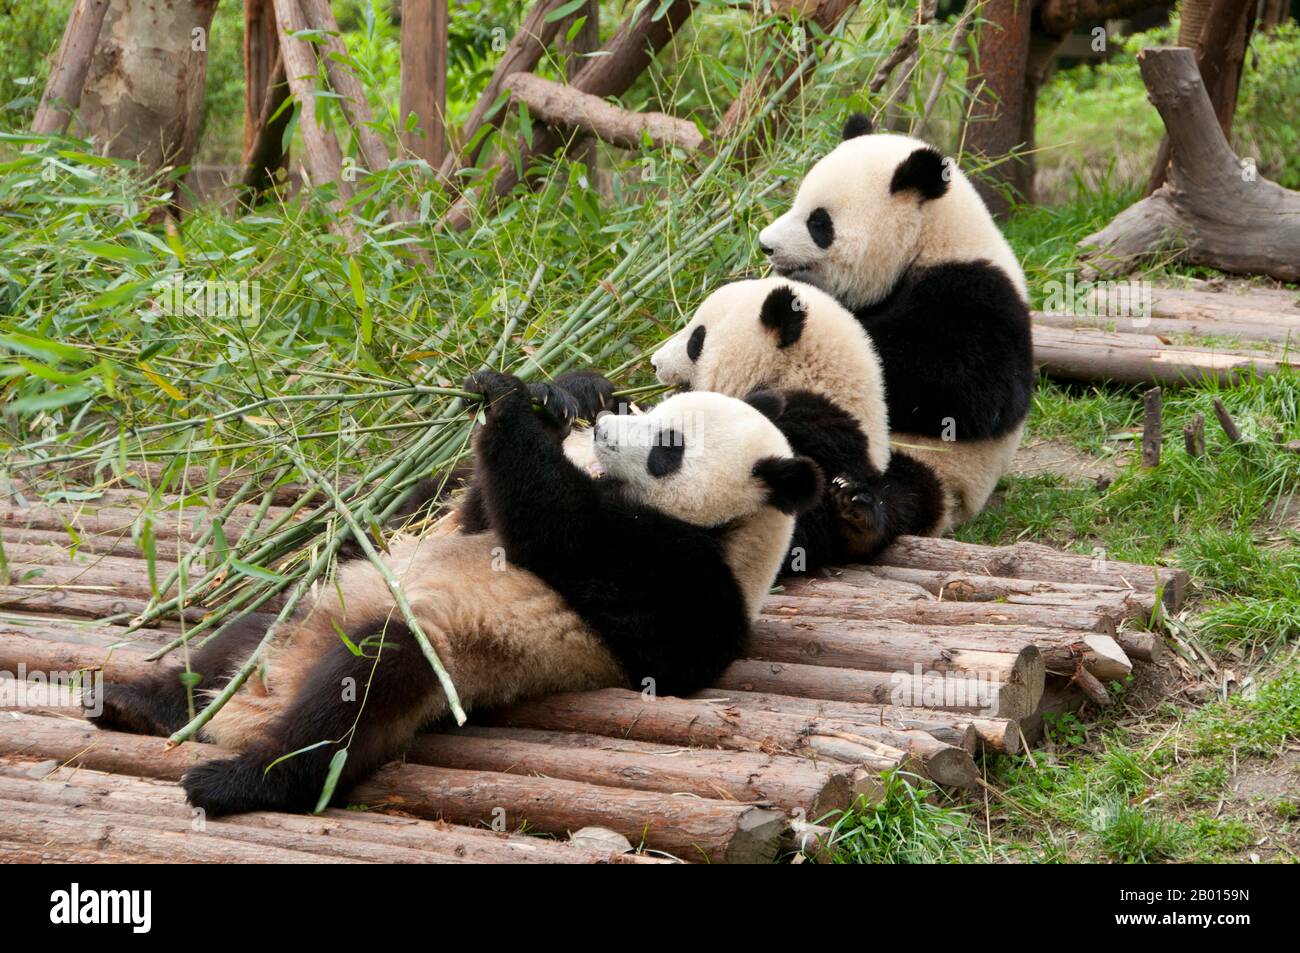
[90,370,821,816]
[756,114,1034,532]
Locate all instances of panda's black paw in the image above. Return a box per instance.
[549,369,618,420]
[183,753,313,817]
[85,679,184,737]
[526,380,581,435]
[464,370,529,413]
[829,475,890,559]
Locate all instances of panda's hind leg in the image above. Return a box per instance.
[181,615,441,816]
[831,453,946,561]
[87,613,273,737]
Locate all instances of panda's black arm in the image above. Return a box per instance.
[465,370,601,564]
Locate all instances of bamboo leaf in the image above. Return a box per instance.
[314,749,349,814]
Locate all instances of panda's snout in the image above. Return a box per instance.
[758,241,774,256]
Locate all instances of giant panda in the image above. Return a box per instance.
[756,114,1034,532]
[651,277,944,572]
[89,370,822,816]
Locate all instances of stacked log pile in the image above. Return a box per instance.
[0,483,1189,863]
[1033,283,1298,386]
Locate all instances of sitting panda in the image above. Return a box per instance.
[651,277,944,571]
[756,114,1034,532]
[89,370,821,816]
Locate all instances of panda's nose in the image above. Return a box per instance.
[759,241,774,256]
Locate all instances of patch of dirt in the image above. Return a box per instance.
[1011,439,1126,484]
[1257,495,1300,545]
[1221,750,1300,863]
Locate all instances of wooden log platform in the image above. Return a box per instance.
[1032,282,1299,386]
[0,480,1190,863]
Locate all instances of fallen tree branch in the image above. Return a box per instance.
[443,0,695,231]
[504,72,704,151]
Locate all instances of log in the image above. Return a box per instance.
[693,688,1019,754]
[766,589,1118,634]
[439,0,572,180]
[1142,386,1163,468]
[874,536,1189,609]
[31,0,111,136]
[716,658,1037,721]
[504,72,704,152]
[843,564,1160,624]
[0,755,659,864]
[0,497,300,549]
[1032,294,1300,345]
[415,726,857,816]
[0,717,772,862]
[1079,47,1300,281]
[0,634,160,683]
[353,763,789,863]
[752,615,1121,683]
[752,615,1043,677]
[444,0,695,230]
[1032,325,1290,386]
[484,688,930,776]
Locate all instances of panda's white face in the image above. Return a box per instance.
[650,278,892,473]
[592,390,803,528]
[758,133,934,311]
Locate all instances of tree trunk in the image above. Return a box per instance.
[76,0,219,173]
[240,0,288,194]
[399,0,449,169]
[31,0,111,136]
[963,0,1032,217]
[1080,46,1300,281]
[1145,0,1255,194]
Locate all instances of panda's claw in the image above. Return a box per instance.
[829,475,889,558]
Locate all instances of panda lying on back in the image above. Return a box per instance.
[90,371,821,815]
[757,114,1034,532]
[652,277,944,571]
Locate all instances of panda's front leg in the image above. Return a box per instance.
[464,369,599,569]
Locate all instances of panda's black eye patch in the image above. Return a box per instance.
[806,208,834,249]
[647,429,685,478]
[687,325,706,362]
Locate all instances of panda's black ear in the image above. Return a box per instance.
[759,285,805,349]
[842,113,873,140]
[745,388,786,422]
[890,146,949,201]
[754,456,824,515]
